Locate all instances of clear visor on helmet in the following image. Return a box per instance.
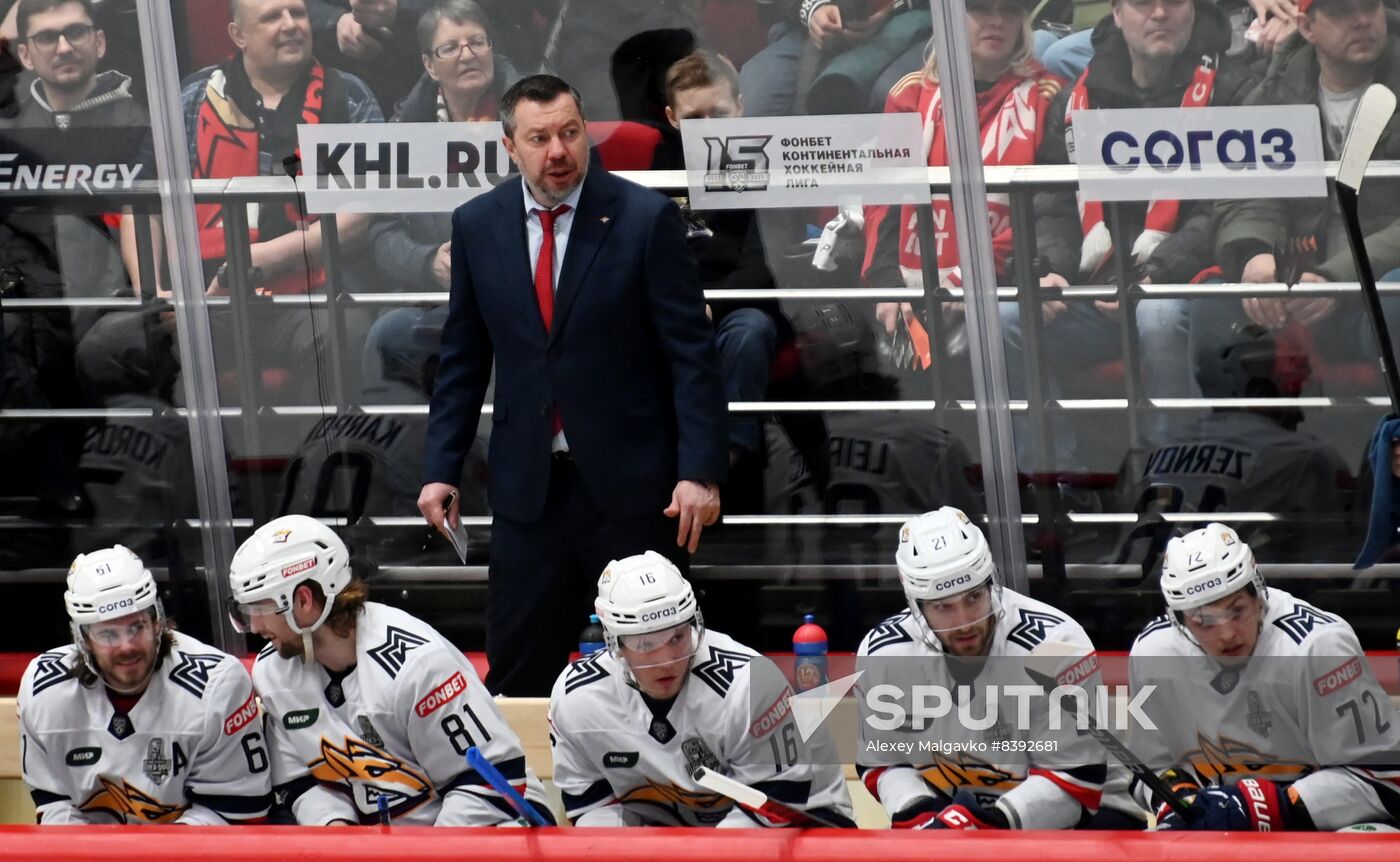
[81,614,156,649]
[1178,590,1260,630]
[227,596,288,634]
[616,620,700,670]
[917,583,997,633]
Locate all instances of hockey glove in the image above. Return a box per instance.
[890,795,946,829]
[929,789,1010,830]
[1157,778,1292,831]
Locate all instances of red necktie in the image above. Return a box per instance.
[533,204,570,435]
[533,204,570,331]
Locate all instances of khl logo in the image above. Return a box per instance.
[703,136,772,193]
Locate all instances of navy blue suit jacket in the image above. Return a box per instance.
[423,169,729,522]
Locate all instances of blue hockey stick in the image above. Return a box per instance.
[466,746,550,827]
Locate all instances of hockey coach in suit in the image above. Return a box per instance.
[419,74,729,696]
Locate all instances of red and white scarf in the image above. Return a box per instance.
[1066,54,1217,278]
[864,69,1054,290]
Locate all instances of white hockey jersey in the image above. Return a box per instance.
[548,629,854,827]
[17,631,272,825]
[252,601,549,826]
[1128,588,1400,830]
[854,588,1106,829]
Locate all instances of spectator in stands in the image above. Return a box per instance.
[102,0,383,404]
[862,0,1063,344]
[362,0,514,386]
[738,0,931,116]
[1010,0,1260,459]
[0,0,149,567]
[1036,0,1297,85]
[541,0,700,122]
[1110,324,1353,570]
[369,0,515,296]
[5,0,146,341]
[1210,0,1400,370]
[183,0,380,293]
[305,0,433,115]
[660,50,787,511]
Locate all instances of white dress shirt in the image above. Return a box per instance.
[521,176,586,452]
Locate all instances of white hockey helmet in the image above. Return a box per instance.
[896,507,1001,648]
[65,545,161,626]
[1160,523,1268,636]
[65,545,166,686]
[595,551,703,668]
[228,515,351,636]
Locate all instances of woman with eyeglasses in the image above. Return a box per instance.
[367,0,518,301]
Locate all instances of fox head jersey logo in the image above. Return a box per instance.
[80,777,188,823]
[309,737,433,819]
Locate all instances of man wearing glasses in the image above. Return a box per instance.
[1127,523,1400,831]
[11,0,145,131]
[16,545,272,824]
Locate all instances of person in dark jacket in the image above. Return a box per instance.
[1004,0,1261,464]
[1208,2,1400,376]
[362,0,517,385]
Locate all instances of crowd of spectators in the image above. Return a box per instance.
[1,0,1398,587]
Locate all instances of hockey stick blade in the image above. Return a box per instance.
[1022,663,1191,817]
[1336,84,1400,412]
[691,766,848,828]
[465,746,550,827]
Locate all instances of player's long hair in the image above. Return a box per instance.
[75,609,176,689]
[308,576,370,638]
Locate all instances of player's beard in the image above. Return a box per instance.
[276,637,306,660]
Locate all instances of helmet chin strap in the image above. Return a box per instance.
[283,599,335,667]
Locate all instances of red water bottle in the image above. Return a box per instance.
[793,614,828,692]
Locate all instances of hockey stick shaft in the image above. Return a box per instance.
[466,746,550,827]
[1338,183,1400,413]
[691,766,849,828]
[1024,668,1191,817]
[1335,84,1400,413]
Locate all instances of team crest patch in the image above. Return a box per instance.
[681,738,722,777]
[144,738,171,785]
[108,712,134,740]
[649,716,676,744]
[1209,668,1239,695]
[272,528,293,544]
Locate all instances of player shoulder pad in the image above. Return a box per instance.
[365,624,431,680]
[560,652,611,696]
[1133,614,1174,647]
[1270,600,1343,648]
[690,639,757,700]
[165,640,235,700]
[1003,595,1074,652]
[24,648,78,698]
[860,611,916,655]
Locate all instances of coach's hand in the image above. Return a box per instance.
[665,480,721,553]
[419,482,461,532]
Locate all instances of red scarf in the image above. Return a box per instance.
[864,69,1058,289]
[1066,55,1217,278]
[193,60,329,293]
